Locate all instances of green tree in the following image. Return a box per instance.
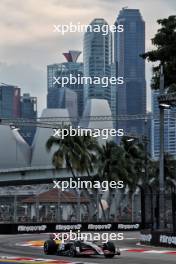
[120,138,146,190]
[144,154,176,189]
[46,127,98,220]
[95,141,129,219]
[46,128,96,178]
[97,140,128,183]
[142,15,176,91]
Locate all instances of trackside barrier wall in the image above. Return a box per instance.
[140,229,176,248]
[0,222,141,234]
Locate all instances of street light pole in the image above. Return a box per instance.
[159,65,165,229]
[77,188,81,222]
[13,195,17,223]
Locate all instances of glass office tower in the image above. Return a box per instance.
[20,93,37,145]
[83,18,116,117]
[47,51,83,118]
[114,8,146,135]
[151,90,176,159]
[0,84,21,118]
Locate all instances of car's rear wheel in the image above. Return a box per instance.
[104,242,116,258]
[44,240,57,255]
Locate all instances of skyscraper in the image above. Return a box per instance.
[83,18,116,117]
[20,93,37,145]
[114,8,146,135]
[47,87,78,119]
[0,84,21,118]
[151,90,176,159]
[47,51,83,118]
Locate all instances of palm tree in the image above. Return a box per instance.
[120,138,149,222]
[97,141,129,182]
[95,140,129,220]
[148,153,176,189]
[46,128,96,178]
[120,138,146,190]
[46,126,98,221]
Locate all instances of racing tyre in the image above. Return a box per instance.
[104,242,116,258]
[69,245,77,257]
[44,240,57,255]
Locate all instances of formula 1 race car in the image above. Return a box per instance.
[44,235,121,258]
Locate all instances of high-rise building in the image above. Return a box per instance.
[114,8,146,135]
[47,51,83,118]
[83,18,116,117]
[47,64,66,91]
[0,84,21,118]
[151,90,176,159]
[20,93,37,145]
[47,88,78,119]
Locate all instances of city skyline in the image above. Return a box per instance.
[0,0,175,112]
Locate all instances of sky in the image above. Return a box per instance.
[0,0,176,113]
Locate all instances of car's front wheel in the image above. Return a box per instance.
[104,242,116,258]
[44,240,57,255]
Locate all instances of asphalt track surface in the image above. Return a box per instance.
[0,232,176,263]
